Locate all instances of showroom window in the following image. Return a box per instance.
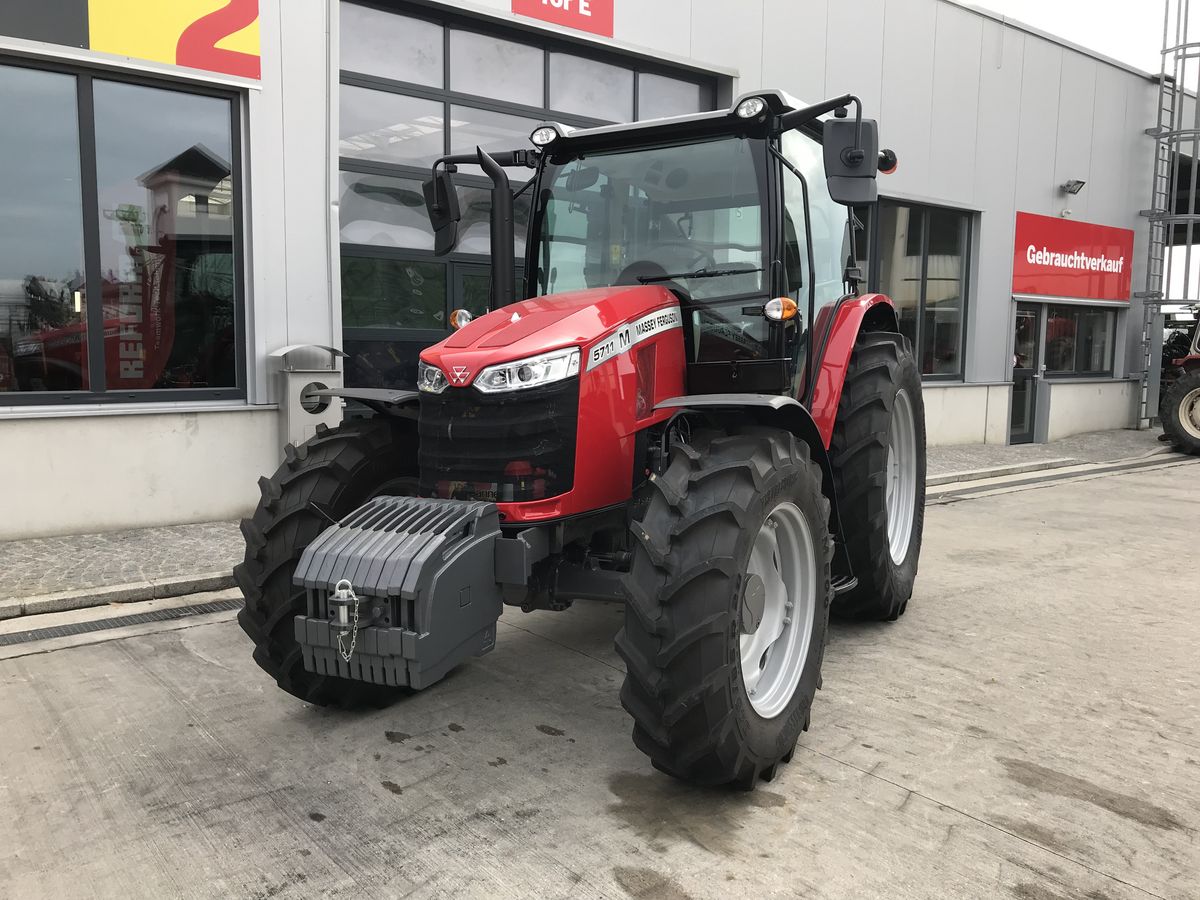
[337,1,719,390]
[875,202,971,379]
[0,60,244,404]
[1045,305,1116,376]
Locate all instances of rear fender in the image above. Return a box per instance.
[654,394,853,582]
[807,293,898,446]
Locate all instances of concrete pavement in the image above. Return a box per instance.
[1,456,1197,898]
[0,427,1177,621]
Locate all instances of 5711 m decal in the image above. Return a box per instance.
[586,306,682,372]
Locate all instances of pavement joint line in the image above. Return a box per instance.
[927,457,1079,486]
[929,454,1196,499]
[0,597,244,647]
[0,611,239,662]
[797,743,1169,900]
[929,458,1198,506]
[0,571,236,622]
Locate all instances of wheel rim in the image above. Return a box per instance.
[886,389,917,565]
[740,501,818,720]
[1179,387,1200,440]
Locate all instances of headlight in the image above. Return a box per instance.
[417,359,448,394]
[475,347,580,394]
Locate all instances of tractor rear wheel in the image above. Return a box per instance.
[235,417,417,706]
[1161,369,1200,455]
[617,427,833,788]
[829,332,926,621]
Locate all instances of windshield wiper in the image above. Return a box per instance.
[637,266,763,284]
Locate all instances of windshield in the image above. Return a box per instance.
[532,137,765,303]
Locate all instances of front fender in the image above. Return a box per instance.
[654,394,853,582]
[807,293,898,446]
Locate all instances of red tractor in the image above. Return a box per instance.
[1161,314,1200,454]
[236,91,925,788]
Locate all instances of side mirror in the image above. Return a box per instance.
[824,117,881,206]
[423,170,461,256]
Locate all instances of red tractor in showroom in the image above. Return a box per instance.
[235,91,925,788]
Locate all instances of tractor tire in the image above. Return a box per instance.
[829,332,926,621]
[616,427,833,788]
[235,417,418,707]
[1161,369,1200,455]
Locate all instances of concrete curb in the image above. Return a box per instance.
[927,457,1078,487]
[0,571,236,621]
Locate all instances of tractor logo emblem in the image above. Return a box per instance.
[450,366,471,385]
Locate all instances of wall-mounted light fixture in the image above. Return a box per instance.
[1061,179,1087,195]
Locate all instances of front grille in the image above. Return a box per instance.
[418,378,579,502]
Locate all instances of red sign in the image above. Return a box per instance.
[1012,212,1135,302]
[511,0,614,37]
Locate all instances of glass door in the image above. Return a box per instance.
[1010,302,1040,444]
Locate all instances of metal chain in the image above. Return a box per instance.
[335,581,361,663]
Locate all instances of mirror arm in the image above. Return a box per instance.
[778,94,866,166]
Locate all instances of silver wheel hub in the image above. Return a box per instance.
[885,389,917,565]
[1179,387,1200,440]
[740,501,818,720]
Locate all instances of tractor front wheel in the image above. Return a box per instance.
[617,427,833,788]
[1161,369,1200,455]
[235,417,417,707]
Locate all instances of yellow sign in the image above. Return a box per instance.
[88,0,260,79]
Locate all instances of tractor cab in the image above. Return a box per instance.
[424,90,895,400]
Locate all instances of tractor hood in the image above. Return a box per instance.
[421,285,680,385]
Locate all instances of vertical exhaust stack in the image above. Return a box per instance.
[477,148,515,309]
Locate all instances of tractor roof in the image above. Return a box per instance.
[532,90,820,157]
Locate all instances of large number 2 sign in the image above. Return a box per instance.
[177,0,261,79]
[88,0,261,80]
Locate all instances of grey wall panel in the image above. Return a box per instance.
[825,0,886,116]
[1052,53,1098,222]
[1013,37,1063,215]
[966,21,1026,384]
[928,4,982,206]
[691,0,764,89]
[759,1,827,101]
[1086,64,1133,228]
[615,0,692,59]
[279,0,338,352]
[878,0,938,197]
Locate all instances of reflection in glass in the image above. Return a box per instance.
[1046,306,1114,375]
[448,105,540,178]
[1076,307,1114,373]
[456,183,532,257]
[93,80,238,390]
[637,73,707,120]
[341,257,445,330]
[549,54,633,123]
[878,205,922,354]
[340,87,444,167]
[339,172,433,250]
[0,65,87,392]
[449,30,543,107]
[924,208,964,376]
[340,4,443,87]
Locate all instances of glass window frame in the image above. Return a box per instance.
[336,0,722,366]
[0,55,247,407]
[867,199,972,382]
[1042,303,1116,378]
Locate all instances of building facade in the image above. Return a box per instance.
[0,0,1159,539]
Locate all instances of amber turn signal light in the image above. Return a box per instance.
[449,308,474,330]
[764,297,798,321]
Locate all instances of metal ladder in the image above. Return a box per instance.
[1139,0,1200,426]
